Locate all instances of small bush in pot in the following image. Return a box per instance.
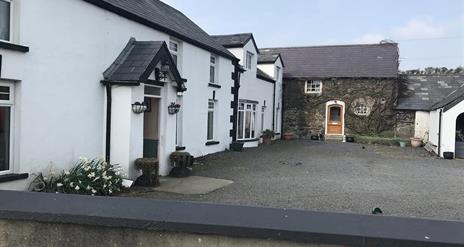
[262,129,275,145]
[134,158,159,187]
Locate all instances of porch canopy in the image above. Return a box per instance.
[102,38,186,92]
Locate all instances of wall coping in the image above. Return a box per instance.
[0,190,463,247]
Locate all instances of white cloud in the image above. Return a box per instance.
[391,18,446,40]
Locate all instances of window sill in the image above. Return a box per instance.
[0,173,29,183]
[205,141,220,146]
[208,83,221,89]
[237,138,259,143]
[0,40,30,53]
[176,146,186,151]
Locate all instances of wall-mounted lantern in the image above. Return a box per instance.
[168,102,181,115]
[155,62,170,82]
[132,102,148,114]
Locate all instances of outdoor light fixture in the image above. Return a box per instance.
[168,102,181,114]
[132,102,148,114]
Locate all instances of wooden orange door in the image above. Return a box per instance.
[327,105,343,134]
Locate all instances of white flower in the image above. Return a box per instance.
[84,166,91,172]
[57,183,63,187]
[91,189,97,194]
[75,185,80,191]
[70,182,74,187]
[65,171,70,175]
[103,184,107,188]
[115,171,120,176]
[87,172,95,178]
[93,177,100,182]
[108,189,113,194]
[86,185,91,191]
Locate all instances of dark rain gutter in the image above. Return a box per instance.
[438,109,443,157]
[102,82,112,163]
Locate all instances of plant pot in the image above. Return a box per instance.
[262,137,272,145]
[346,136,355,143]
[410,137,422,148]
[443,152,454,160]
[310,135,319,141]
[282,133,295,141]
[399,141,407,148]
[230,141,244,152]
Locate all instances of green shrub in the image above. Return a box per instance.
[353,135,401,146]
[262,129,275,139]
[29,158,123,196]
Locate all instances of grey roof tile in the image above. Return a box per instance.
[261,43,399,78]
[84,0,236,60]
[431,83,464,112]
[211,33,253,48]
[396,75,464,111]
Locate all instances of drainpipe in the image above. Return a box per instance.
[231,61,242,142]
[105,83,112,163]
[437,108,443,157]
[272,81,276,132]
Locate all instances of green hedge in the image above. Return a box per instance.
[352,135,406,146]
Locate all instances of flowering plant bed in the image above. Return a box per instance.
[29,158,123,196]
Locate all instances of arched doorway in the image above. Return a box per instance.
[455,113,464,158]
[325,100,345,136]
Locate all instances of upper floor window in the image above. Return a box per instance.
[209,55,217,84]
[353,103,369,116]
[305,80,322,94]
[245,51,254,69]
[0,0,12,42]
[169,40,179,65]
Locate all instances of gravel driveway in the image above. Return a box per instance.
[124,140,464,221]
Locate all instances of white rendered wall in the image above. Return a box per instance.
[440,101,464,157]
[427,110,440,154]
[0,0,235,188]
[414,111,430,140]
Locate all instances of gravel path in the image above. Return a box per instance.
[123,140,464,221]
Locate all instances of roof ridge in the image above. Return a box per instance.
[261,42,398,50]
[211,33,253,37]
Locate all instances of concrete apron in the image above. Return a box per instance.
[154,176,233,195]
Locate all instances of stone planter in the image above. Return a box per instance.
[282,132,295,141]
[262,137,272,145]
[410,137,422,148]
[134,158,159,187]
[169,151,194,178]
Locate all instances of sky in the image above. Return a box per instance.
[162,0,463,70]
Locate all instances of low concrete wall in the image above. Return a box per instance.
[0,219,341,247]
[0,191,463,247]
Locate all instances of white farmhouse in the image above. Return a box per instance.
[212,33,284,147]
[0,0,282,190]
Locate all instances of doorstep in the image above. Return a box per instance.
[154,176,233,195]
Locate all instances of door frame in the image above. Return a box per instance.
[143,85,162,159]
[325,100,345,136]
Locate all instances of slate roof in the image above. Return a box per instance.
[103,38,185,90]
[396,75,464,111]
[211,33,260,53]
[258,49,284,66]
[430,83,464,112]
[83,0,237,61]
[256,68,275,83]
[262,43,399,78]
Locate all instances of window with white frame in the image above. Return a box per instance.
[207,99,215,141]
[245,51,253,69]
[305,80,322,94]
[0,82,13,174]
[0,0,12,42]
[209,55,217,84]
[237,102,257,140]
[169,40,179,66]
[353,103,369,116]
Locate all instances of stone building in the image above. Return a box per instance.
[262,43,399,139]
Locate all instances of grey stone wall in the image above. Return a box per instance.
[283,78,398,137]
[395,110,415,138]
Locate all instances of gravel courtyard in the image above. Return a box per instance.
[126,140,464,221]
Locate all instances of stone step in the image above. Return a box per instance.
[325,135,344,141]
